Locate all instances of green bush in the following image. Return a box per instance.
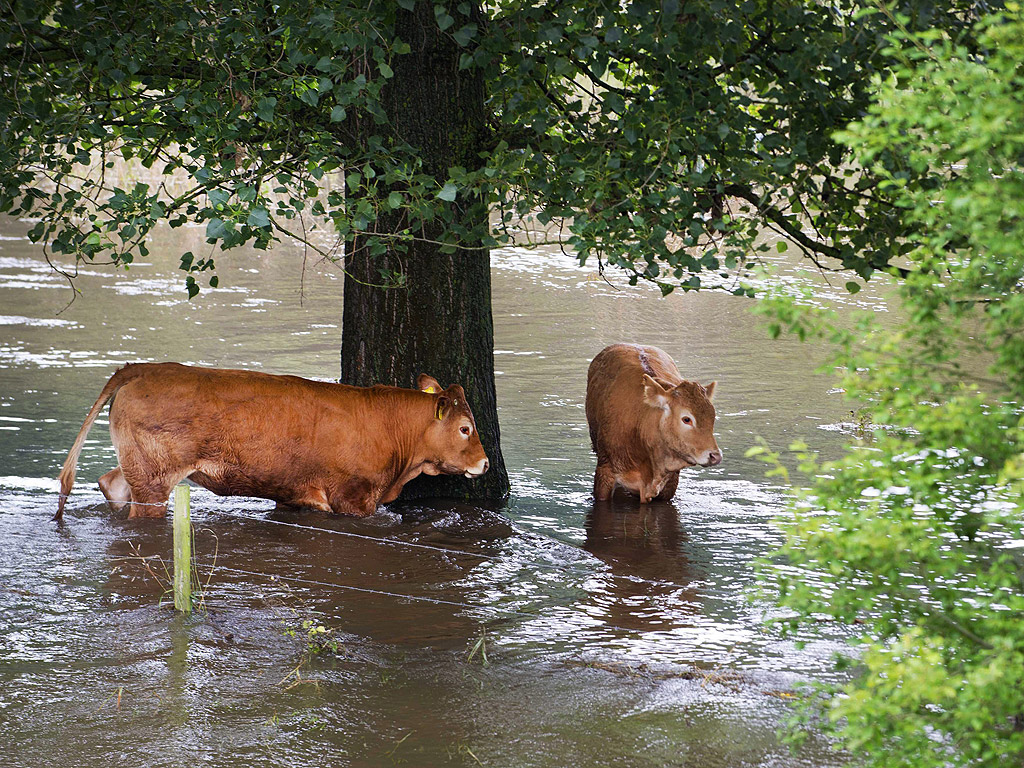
[756,7,1024,766]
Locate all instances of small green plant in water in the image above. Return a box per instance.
[300,619,340,655]
[281,616,338,652]
[280,615,342,691]
[466,628,489,667]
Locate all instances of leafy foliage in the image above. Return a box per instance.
[0,0,984,296]
[754,9,1024,766]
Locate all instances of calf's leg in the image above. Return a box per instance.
[593,463,616,501]
[655,471,680,502]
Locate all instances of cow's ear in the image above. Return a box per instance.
[417,374,443,394]
[434,395,450,421]
[704,381,717,401]
[642,374,670,408]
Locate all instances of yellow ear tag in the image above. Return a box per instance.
[424,386,436,393]
[435,403,445,420]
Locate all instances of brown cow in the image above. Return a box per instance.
[55,363,489,520]
[585,343,721,503]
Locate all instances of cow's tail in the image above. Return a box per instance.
[55,365,140,522]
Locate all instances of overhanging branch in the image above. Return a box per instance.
[726,183,910,278]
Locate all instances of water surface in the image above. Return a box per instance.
[0,215,887,767]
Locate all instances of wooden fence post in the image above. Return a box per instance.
[173,484,191,614]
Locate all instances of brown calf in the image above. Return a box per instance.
[55,363,488,520]
[585,344,721,503]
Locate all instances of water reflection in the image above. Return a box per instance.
[584,500,701,632]
[585,499,696,581]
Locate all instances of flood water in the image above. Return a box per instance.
[0,213,892,767]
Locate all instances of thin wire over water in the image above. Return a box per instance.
[113,552,705,639]
[63,494,747,599]
[211,564,555,620]
[207,564,714,643]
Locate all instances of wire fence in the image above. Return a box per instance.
[210,564,560,622]
[63,491,749,604]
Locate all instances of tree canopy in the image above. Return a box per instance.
[0,0,984,297]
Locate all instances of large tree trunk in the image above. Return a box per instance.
[340,2,510,501]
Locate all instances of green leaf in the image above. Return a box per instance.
[845,281,861,294]
[205,218,227,240]
[208,188,230,208]
[256,97,276,122]
[330,105,347,122]
[436,182,458,202]
[246,206,270,228]
[453,24,477,46]
[434,5,455,31]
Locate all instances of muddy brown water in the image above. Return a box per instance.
[0,215,894,767]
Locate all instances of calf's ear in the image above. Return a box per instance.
[417,374,444,394]
[642,374,670,409]
[704,381,717,400]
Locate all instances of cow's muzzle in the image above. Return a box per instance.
[465,458,489,478]
[703,450,723,467]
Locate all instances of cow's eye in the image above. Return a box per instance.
[460,425,472,437]
[682,416,693,425]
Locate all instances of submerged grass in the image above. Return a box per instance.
[112,523,219,613]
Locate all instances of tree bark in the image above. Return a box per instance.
[340,2,510,501]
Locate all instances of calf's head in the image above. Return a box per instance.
[417,374,489,478]
[642,375,722,469]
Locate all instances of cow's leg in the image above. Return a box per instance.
[126,481,174,518]
[124,469,192,518]
[638,470,659,504]
[655,471,680,502]
[329,478,378,518]
[593,463,616,501]
[113,437,189,518]
[284,488,332,514]
[98,467,132,512]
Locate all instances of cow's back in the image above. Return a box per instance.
[110,363,358,444]
[585,344,682,459]
[108,363,393,502]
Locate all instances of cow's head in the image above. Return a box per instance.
[642,375,722,470]
[417,374,489,479]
